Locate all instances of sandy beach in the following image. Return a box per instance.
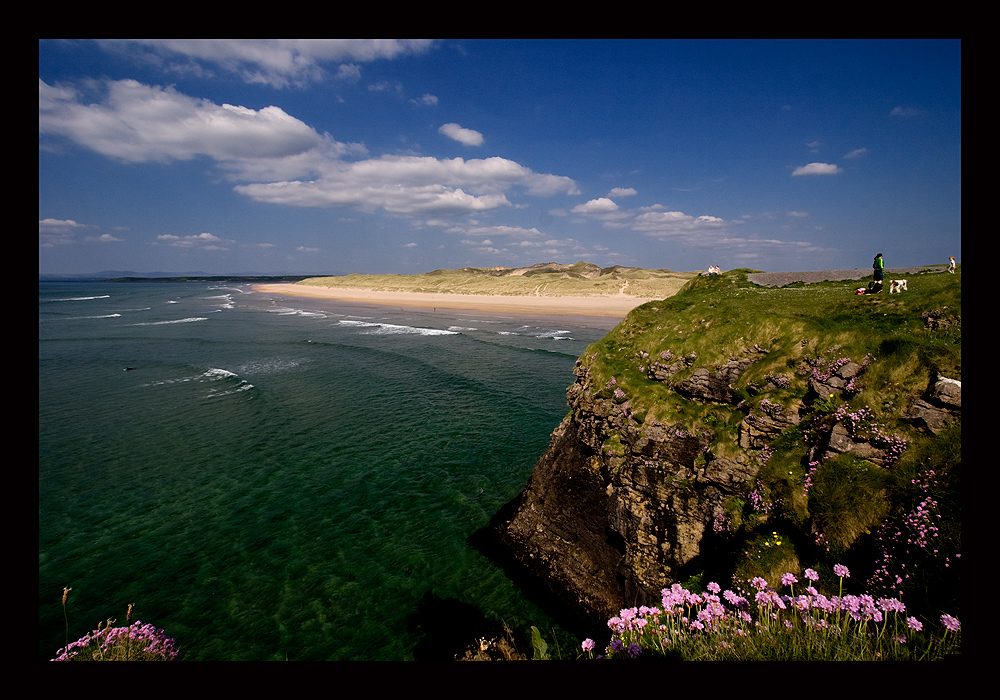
[253,283,654,318]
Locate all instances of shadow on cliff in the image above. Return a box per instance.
[467,497,614,652]
[406,591,522,661]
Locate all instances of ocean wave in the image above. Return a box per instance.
[338,319,458,336]
[203,294,235,309]
[132,317,209,326]
[269,306,328,318]
[49,295,111,302]
[142,367,255,398]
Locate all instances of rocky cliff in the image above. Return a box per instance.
[489,269,961,624]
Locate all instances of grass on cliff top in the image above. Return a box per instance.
[297,263,696,298]
[581,267,960,619]
[586,266,960,421]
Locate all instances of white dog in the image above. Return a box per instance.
[889,279,908,293]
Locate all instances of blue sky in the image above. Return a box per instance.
[39,39,961,276]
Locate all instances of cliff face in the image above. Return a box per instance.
[493,271,962,623]
[498,351,775,619]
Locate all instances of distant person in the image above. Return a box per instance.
[948,256,956,274]
[873,253,884,283]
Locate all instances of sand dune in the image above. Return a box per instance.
[253,283,653,318]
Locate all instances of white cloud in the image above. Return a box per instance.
[844,147,868,159]
[791,162,842,176]
[632,209,727,238]
[608,187,637,197]
[157,232,230,249]
[439,123,484,147]
[102,39,437,88]
[411,94,438,106]
[572,198,619,215]
[39,217,98,247]
[40,79,579,219]
[890,106,921,117]
[39,79,331,167]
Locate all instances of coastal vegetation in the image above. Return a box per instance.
[298,261,696,298]
[493,265,960,660]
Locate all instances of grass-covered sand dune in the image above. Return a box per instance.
[297,261,697,298]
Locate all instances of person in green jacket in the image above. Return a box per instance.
[873,253,884,282]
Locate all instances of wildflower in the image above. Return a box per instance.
[940,614,960,633]
[627,643,642,658]
[834,564,850,578]
[707,581,721,594]
[581,638,595,653]
[781,573,798,587]
[906,617,923,632]
[751,576,768,591]
[804,568,819,582]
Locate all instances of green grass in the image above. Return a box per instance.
[577,266,961,620]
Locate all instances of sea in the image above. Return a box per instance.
[38,281,618,661]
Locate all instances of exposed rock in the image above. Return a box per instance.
[495,371,762,621]
[808,360,864,399]
[673,349,767,404]
[738,400,804,451]
[904,375,961,434]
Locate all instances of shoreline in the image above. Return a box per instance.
[252,283,655,319]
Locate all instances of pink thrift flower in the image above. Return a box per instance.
[940,614,960,632]
[834,564,850,578]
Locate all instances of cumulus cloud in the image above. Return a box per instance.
[235,155,577,216]
[608,187,637,197]
[572,198,619,215]
[844,147,868,159]
[439,123,484,147]
[156,232,230,249]
[38,79,332,168]
[39,218,89,247]
[791,162,842,176]
[632,209,728,237]
[39,79,579,220]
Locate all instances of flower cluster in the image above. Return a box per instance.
[812,401,909,466]
[810,353,852,383]
[766,373,790,389]
[52,619,179,661]
[586,565,960,661]
[758,398,782,417]
[868,466,959,596]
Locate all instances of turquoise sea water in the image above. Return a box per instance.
[39,281,616,660]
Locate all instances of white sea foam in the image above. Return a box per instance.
[270,306,327,318]
[338,319,458,336]
[132,317,208,326]
[52,295,111,302]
